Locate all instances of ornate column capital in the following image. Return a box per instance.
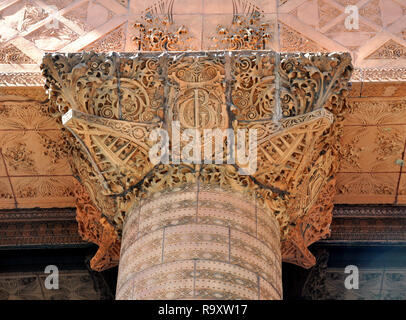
[41,51,352,270]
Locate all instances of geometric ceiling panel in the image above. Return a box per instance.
[279,22,328,52]
[366,39,406,59]
[324,21,377,50]
[359,0,383,28]
[334,94,406,205]
[24,23,79,51]
[0,0,404,81]
[279,0,406,70]
[0,43,36,63]
[83,25,126,52]
[318,0,342,29]
[379,0,403,27]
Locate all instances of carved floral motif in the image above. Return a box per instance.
[85,27,126,52]
[374,129,403,161]
[0,44,35,64]
[39,132,70,164]
[0,3,49,43]
[3,142,36,173]
[280,24,326,53]
[367,40,406,59]
[340,137,362,171]
[210,6,272,50]
[14,177,74,198]
[133,0,195,51]
[279,53,352,117]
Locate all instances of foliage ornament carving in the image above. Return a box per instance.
[210,0,272,50]
[41,51,352,270]
[133,0,195,51]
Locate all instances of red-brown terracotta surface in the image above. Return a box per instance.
[116,185,282,300]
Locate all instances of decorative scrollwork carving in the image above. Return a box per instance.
[231,52,276,121]
[210,0,272,50]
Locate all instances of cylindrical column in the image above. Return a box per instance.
[116,183,282,300]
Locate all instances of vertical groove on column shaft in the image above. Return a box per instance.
[274,52,282,121]
[161,227,166,263]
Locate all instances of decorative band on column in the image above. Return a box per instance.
[116,184,282,300]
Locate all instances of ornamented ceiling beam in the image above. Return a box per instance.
[41,51,352,271]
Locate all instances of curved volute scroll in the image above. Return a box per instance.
[41,51,352,272]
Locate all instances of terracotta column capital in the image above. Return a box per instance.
[41,51,352,271]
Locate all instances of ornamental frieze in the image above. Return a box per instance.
[41,50,352,270]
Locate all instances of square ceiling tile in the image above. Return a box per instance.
[173,0,203,14]
[278,20,328,52]
[334,172,399,204]
[382,271,406,291]
[0,130,71,176]
[130,0,179,15]
[0,102,59,130]
[0,0,49,43]
[339,125,406,172]
[25,22,80,51]
[39,272,101,300]
[62,0,121,34]
[11,176,75,208]
[203,0,276,14]
[0,275,44,300]
[344,98,406,126]
[381,289,406,300]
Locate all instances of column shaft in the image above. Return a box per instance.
[116,184,282,300]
